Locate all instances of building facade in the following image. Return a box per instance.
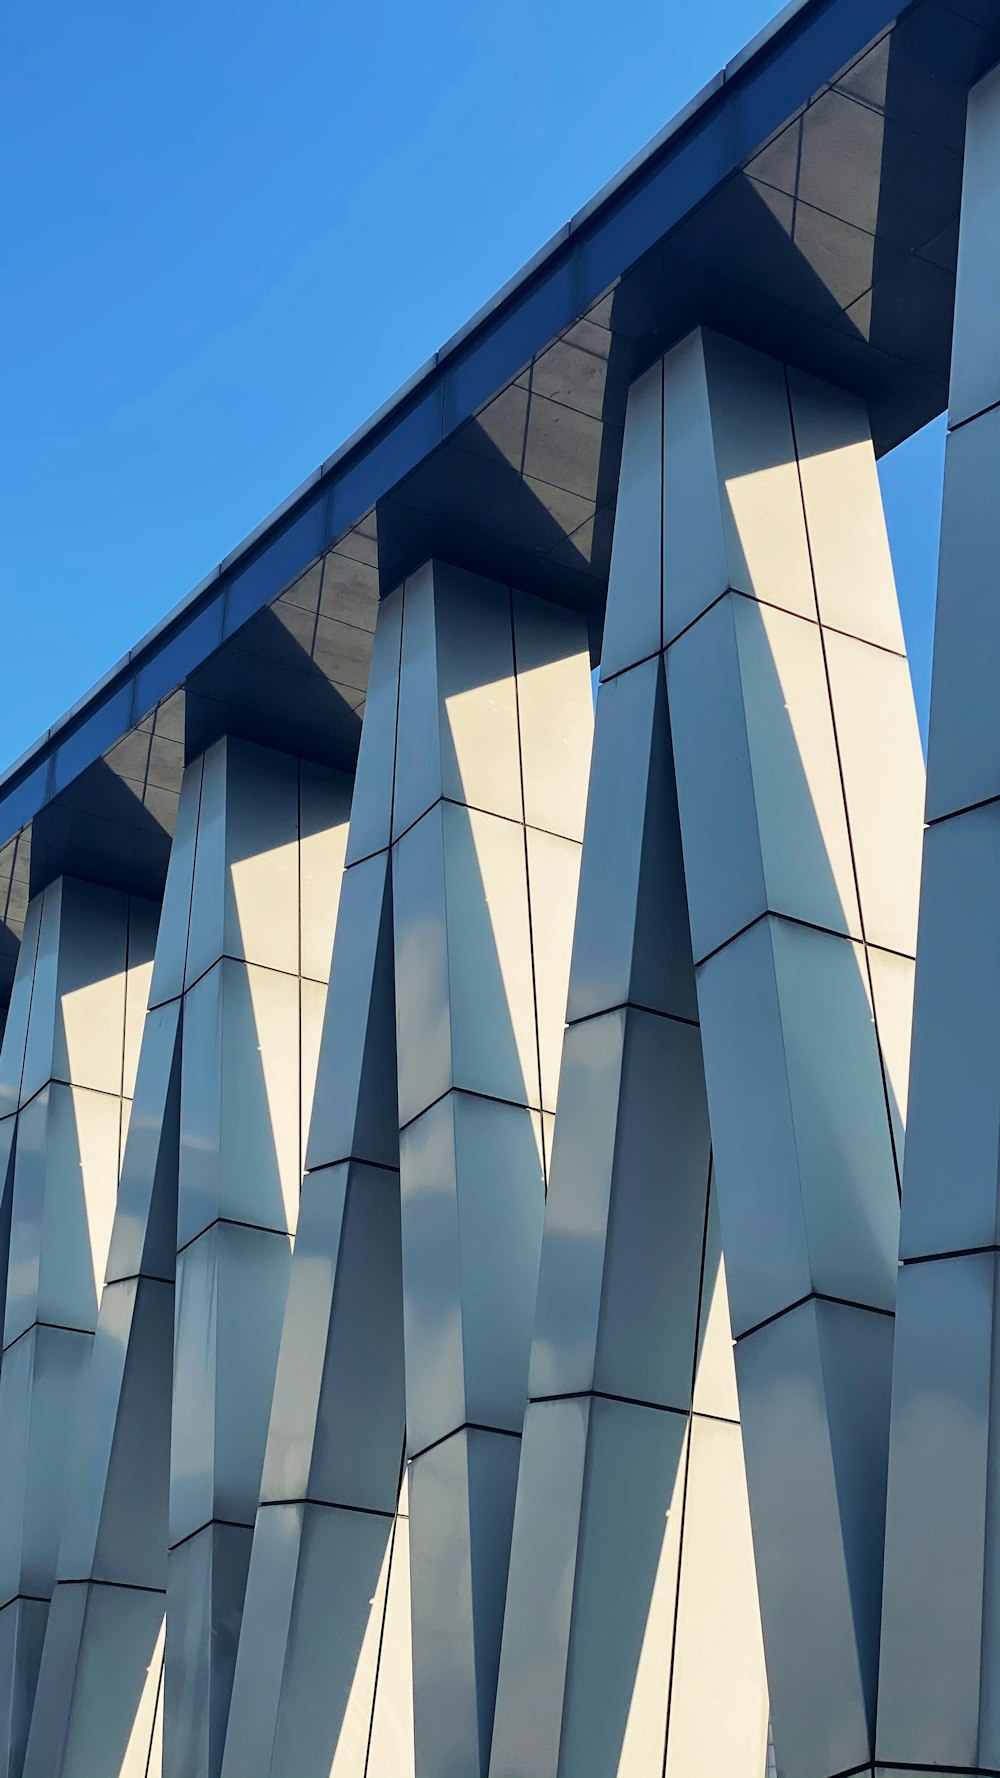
[1,1,999,1773]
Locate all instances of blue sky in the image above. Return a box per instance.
[0,0,944,764]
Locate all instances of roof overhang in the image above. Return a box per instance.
[0,0,995,1003]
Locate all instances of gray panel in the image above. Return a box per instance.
[400,1093,544,1455]
[170,1221,291,1547]
[697,916,898,1335]
[23,1582,164,1778]
[528,1007,709,1407]
[877,1253,995,1769]
[409,1428,520,1778]
[600,361,663,680]
[737,1298,893,1778]
[223,1502,394,1778]
[148,756,203,1011]
[165,1522,252,1778]
[902,803,1000,1258]
[260,1161,404,1513]
[566,654,697,1027]
[304,849,398,1174]
[948,62,1000,428]
[924,404,1000,824]
[667,592,861,961]
[343,587,403,868]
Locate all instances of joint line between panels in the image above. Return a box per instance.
[176,950,324,1006]
[60,1576,166,1597]
[398,1083,544,1138]
[260,1496,395,1521]
[2,1318,95,1357]
[168,1514,255,1554]
[949,391,1000,435]
[785,360,906,1201]
[693,907,914,971]
[901,1243,1000,1267]
[304,1155,400,1178]
[104,1271,173,1288]
[735,1290,894,1343]
[407,1421,522,1463]
[364,1500,398,1778]
[0,1592,50,1612]
[874,1766,1000,1776]
[528,1386,739,1428]
[567,999,699,1033]
[175,1213,290,1257]
[388,790,581,854]
[508,586,549,1188]
[927,789,1000,829]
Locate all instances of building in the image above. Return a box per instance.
[0,0,997,1772]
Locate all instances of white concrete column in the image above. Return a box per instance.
[391,562,592,1778]
[489,640,768,1778]
[158,737,350,1778]
[0,878,157,1778]
[222,593,410,1778]
[876,64,1000,1776]
[655,331,923,1778]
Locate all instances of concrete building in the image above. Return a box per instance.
[0,0,998,1772]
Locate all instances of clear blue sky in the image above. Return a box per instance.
[0,0,944,766]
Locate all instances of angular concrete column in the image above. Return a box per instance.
[490,644,768,1778]
[876,65,1000,1777]
[0,878,157,1778]
[22,997,180,1778]
[543,333,919,1778]
[158,737,349,1778]
[656,332,923,1778]
[392,562,592,1778]
[222,593,409,1778]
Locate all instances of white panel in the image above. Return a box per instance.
[787,366,906,650]
[298,975,326,1180]
[50,880,130,1100]
[601,359,663,678]
[664,1416,768,1778]
[186,739,300,985]
[867,944,914,1181]
[123,896,159,1101]
[525,827,579,1115]
[299,760,352,984]
[824,626,923,955]
[512,590,593,841]
[662,330,814,640]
